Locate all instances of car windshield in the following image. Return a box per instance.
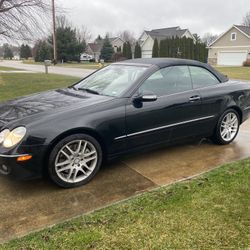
[74,64,148,97]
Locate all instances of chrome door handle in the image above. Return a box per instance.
[189,96,201,102]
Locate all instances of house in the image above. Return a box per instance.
[208,25,250,66]
[139,26,195,58]
[86,37,124,62]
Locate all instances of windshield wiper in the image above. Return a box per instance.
[77,88,100,95]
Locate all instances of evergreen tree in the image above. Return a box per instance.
[122,42,127,58]
[122,42,132,59]
[134,42,142,58]
[20,44,32,59]
[100,35,114,62]
[152,38,159,57]
[53,26,84,62]
[3,44,13,59]
[126,42,132,59]
[33,40,52,62]
[159,40,166,57]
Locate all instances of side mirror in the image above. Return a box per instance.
[134,92,157,103]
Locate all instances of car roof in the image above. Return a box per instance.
[116,58,204,68]
[114,58,228,83]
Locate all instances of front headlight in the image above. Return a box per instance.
[2,127,27,148]
[0,129,10,144]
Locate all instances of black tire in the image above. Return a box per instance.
[48,133,102,188]
[212,109,240,145]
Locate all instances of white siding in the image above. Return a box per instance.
[141,36,154,58]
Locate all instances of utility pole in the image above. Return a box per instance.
[52,0,57,64]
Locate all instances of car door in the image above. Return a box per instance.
[125,66,204,150]
[189,66,223,135]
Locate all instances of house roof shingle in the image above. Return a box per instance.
[146,26,189,40]
[235,25,250,37]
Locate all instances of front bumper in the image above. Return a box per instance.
[0,145,48,180]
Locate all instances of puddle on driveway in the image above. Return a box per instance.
[1,119,250,242]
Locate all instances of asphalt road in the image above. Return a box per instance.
[0,60,95,78]
[1,119,250,243]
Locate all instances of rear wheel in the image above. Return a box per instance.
[212,109,240,145]
[48,134,102,188]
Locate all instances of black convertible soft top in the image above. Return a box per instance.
[116,58,228,83]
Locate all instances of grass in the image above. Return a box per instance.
[0,73,80,103]
[0,66,23,71]
[215,66,250,80]
[1,159,249,249]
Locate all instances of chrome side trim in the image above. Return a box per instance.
[114,115,215,140]
[0,154,29,158]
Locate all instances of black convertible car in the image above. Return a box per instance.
[0,58,250,188]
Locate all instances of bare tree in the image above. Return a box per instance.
[118,30,136,44]
[77,25,92,43]
[202,32,219,46]
[242,11,250,27]
[0,0,51,41]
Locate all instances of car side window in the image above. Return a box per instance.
[189,66,220,89]
[139,66,192,96]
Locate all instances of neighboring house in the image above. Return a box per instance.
[86,37,124,62]
[139,26,195,58]
[208,25,250,66]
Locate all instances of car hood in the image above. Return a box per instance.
[0,88,114,129]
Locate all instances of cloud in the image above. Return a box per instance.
[59,0,250,39]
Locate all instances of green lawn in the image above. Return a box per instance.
[215,66,250,81]
[0,73,80,103]
[1,159,249,249]
[0,66,23,71]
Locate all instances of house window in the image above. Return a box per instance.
[231,32,236,41]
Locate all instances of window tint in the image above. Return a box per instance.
[189,66,220,89]
[139,66,192,96]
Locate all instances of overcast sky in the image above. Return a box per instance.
[59,0,250,40]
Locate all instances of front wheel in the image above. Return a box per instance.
[48,134,102,188]
[212,109,240,145]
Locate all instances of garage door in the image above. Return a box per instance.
[141,50,152,58]
[218,51,247,66]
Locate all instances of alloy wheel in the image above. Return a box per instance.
[55,140,98,184]
[220,112,239,142]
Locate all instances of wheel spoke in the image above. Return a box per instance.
[231,117,237,124]
[85,156,97,163]
[76,140,82,153]
[221,130,227,137]
[84,151,96,157]
[67,168,74,180]
[61,149,70,159]
[73,169,78,182]
[56,160,70,167]
[66,145,74,155]
[57,165,72,173]
[79,168,87,175]
[82,141,87,154]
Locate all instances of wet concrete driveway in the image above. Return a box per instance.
[1,119,250,242]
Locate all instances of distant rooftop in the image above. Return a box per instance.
[145,26,189,40]
[235,25,250,36]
